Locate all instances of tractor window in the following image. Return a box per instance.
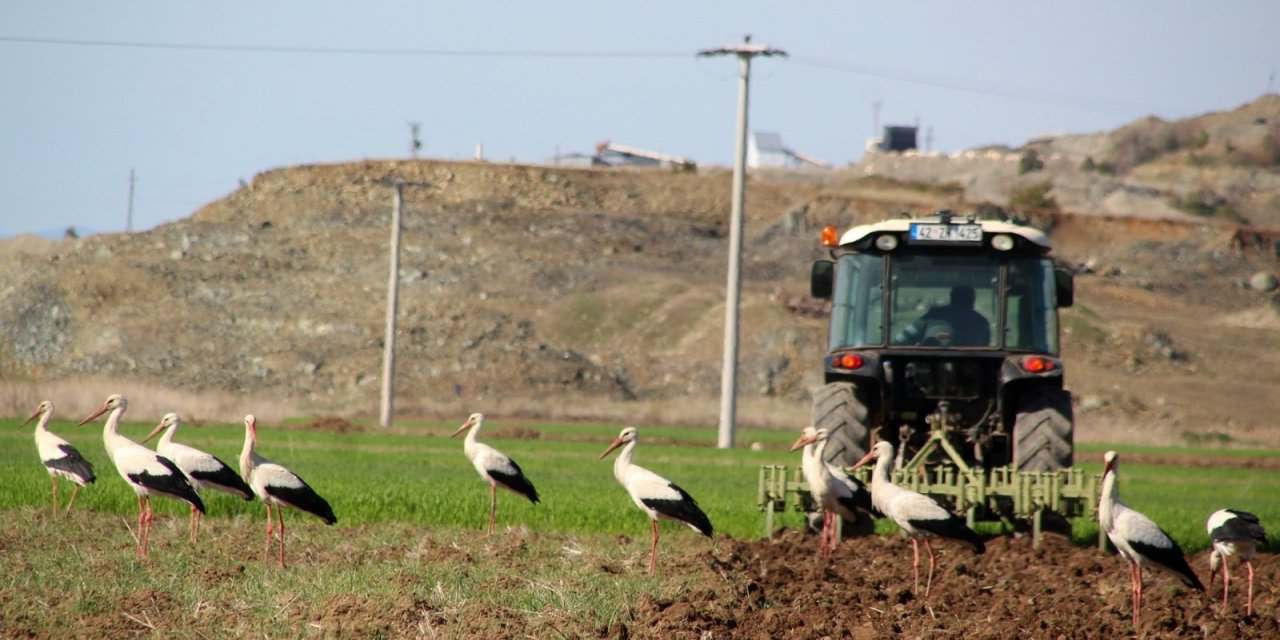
[1003,258,1059,353]
[887,254,998,347]
[828,253,885,349]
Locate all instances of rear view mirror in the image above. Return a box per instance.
[811,261,834,299]
[1054,268,1074,308]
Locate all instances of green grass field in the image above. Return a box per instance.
[4,416,1278,551]
[4,416,1279,637]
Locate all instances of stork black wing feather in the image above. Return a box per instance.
[45,444,96,484]
[488,462,540,504]
[189,459,254,500]
[909,514,986,554]
[641,483,713,537]
[1212,509,1268,545]
[265,480,337,525]
[130,456,205,514]
[1130,538,1204,591]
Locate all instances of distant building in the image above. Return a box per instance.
[748,132,790,168]
[878,126,919,152]
[749,132,829,169]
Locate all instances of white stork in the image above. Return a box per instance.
[141,413,253,541]
[23,400,96,518]
[239,414,336,568]
[851,440,984,597]
[451,413,540,536]
[79,394,205,559]
[599,427,713,574]
[1098,450,1204,625]
[1207,508,1267,616]
[789,426,873,558]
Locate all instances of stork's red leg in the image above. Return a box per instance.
[1221,558,1231,614]
[488,483,497,537]
[51,477,59,518]
[1133,564,1143,625]
[135,495,147,559]
[276,507,286,569]
[263,504,274,563]
[923,538,936,598]
[1245,559,1255,616]
[141,497,153,558]
[64,484,81,516]
[649,519,660,574]
[911,538,921,593]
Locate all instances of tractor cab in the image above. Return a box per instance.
[810,211,1075,472]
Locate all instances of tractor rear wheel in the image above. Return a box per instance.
[1013,387,1074,471]
[811,382,870,467]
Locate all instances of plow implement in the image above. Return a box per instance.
[758,432,1104,547]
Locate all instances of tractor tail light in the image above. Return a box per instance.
[833,353,864,370]
[1021,356,1057,373]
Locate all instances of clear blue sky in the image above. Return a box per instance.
[1,1,1276,238]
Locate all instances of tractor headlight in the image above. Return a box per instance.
[991,234,1015,251]
[875,234,899,251]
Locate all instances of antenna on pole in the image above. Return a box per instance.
[409,122,422,159]
[126,169,136,232]
[697,34,787,450]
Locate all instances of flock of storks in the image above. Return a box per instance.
[23,397,1268,624]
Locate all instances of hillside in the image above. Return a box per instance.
[2,98,1279,447]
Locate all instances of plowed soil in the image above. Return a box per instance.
[629,529,1279,640]
[5,514,1276,639]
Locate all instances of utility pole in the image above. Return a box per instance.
[126,169,136,232]
[697,35,787,449]
[377,179,431,428]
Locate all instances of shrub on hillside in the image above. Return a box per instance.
[1008,181,1059,213]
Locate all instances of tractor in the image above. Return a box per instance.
[808,210,1076,473]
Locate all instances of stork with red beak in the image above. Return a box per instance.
[1098,450,1204,625]
[600,427,712,574]
[451,413,540,536]
[789,426,873,558]
[851,440,984,597]
[23,400,96,517]
[239,414,336,568]
[79,394,205,558]
[1207,508,1267,616]
[141,412,253,541]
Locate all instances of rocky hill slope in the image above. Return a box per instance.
[3,98,1278,446]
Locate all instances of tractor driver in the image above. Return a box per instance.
[894,284,991,346]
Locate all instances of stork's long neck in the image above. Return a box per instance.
[1099,466,1119,529]
[240,428,256,479]
[872,453,895,488]
[34,411,51,435]
[612,439,636,484]
[801,441,825,479]
[102,406,128,462]
[464,422,481,452]
[158,422,178,448]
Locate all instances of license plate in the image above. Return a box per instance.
[909,223,982,243]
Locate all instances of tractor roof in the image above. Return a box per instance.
[839,215,1051,249]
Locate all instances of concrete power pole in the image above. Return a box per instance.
[697,35,787,449]
[378,180,431,428]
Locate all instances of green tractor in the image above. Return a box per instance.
[809,210,1076,473]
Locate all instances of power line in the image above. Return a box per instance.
[792,56,1156,115]
[0,35,689,59]
[1,34,1166,115]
